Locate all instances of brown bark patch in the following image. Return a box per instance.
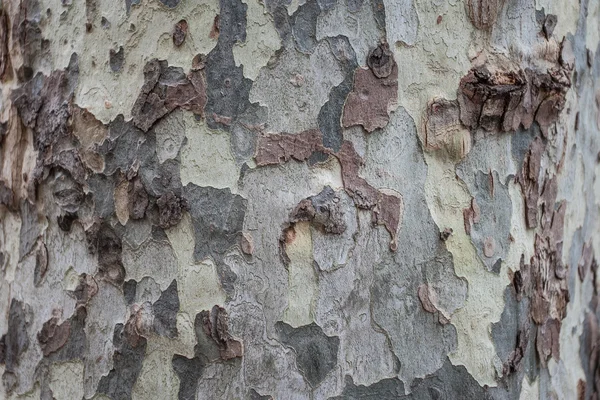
[0,9,12,81]
[457,62,571,135]
[200,305,243,360]
[517,136,545,229]
[424,98,471,159]
[342,64,398,133]
[173,19,188,47]
[255,129,323,166]
[38,314,71,357]
[465,0,506,30]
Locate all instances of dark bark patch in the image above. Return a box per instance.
[69,273,99,307]
[13,0,46,82]
[408,358,493,399]
[173,20,188,47]
[184,184,247,262]
[0,9,12,81]
[367,42,395,79]
[19,200,41,259]
[132,59,207,132]
[127,176,148,220]
[0,180,15,210]
[38,314,71,357]
[291,0,321,54]
[536,317,561,364]
[12,53,79,155]
[203,0,250,129]
[85,0,98,32]
[156,191,187,229]
[109,46,124,73]
[199,305,243,360]
[1,300,29,374]
[543,14,557,39]
[159,0,181,8]
[97,323,147,400]
[248,388,274,400]
[275,321,339,388]
[517,136,545,229]
[152,280,180,338]
[57,212,77,232]
[34,242,48,286]
[318,36,358,152]
[92,223,126,286]
[172,355,205,400]
[290,186,347,234]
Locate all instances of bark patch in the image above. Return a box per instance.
[343,44,398,133]
[199,305,243,360]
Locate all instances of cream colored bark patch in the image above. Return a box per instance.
[393,0,473,133]
[283,222,317,327]
[132,343,180,400]
[1,210,21,283]
[424,155,508,387]
[48,362,85,400]
[178,259,226,317]
[180,118,239,191]
[234,0,281,80]
[587,0,600,52]
[122,238,178,291]
[535,0,580,42]
[520,376,539,400]
[166,213,227,317]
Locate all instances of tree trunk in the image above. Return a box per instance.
[0,0,599,398]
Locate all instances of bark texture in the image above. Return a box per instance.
[0,0,599,399]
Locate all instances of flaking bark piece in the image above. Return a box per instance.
[0,9,12,81]
[367,42,395,78]
[200,305,243,360]
[132,59,207,132]
[517,136,545,229]
[457,63,571,135]
[37,314,71,357]
[173,20,188,47]
[289,186,347,235]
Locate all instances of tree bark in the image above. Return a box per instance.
[0,0,599,399]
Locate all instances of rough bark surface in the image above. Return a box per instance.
[0,0,599,399]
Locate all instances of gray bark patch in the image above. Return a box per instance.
[172,355,205,400]
[97,324,147,400]
[109,46,124,73]
[152,280,180,338]
[329,375,405,399]
[184,184,247,262]
[275,321,340,388]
